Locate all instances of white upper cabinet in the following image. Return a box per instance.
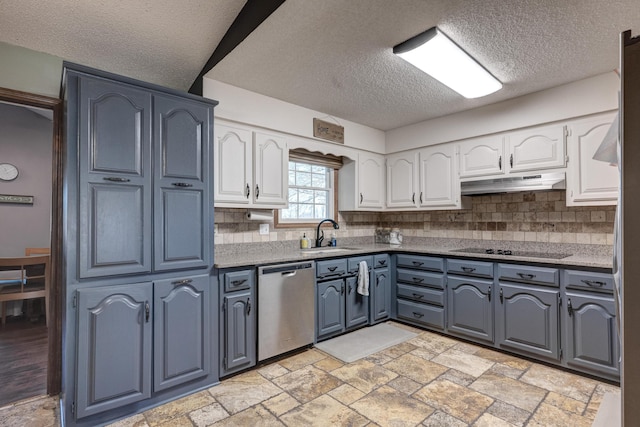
[566,112,618,206]
[507,123,567,173]
[253,132,288,206]
[338,152,385,211]
[418,144,461,208]
[358,153,385,209]
[214,124,288,208]
[386,151,419,208]
[459,135,505,178]
[214,124,252,205]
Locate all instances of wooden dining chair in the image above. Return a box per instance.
[25,247,50,256]
[0,255,50,326]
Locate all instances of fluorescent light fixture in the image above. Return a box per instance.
[394,27,502,98]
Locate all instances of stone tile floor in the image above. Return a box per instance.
[0,322,620,426]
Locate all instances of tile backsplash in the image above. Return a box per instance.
[214,190,615,246]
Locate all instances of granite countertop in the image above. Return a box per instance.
[213,237,613,270]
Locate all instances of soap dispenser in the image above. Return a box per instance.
[300,233,309,249]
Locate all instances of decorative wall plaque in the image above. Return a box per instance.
[313,118,344,144]
[0,194,34,204]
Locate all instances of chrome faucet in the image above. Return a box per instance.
[316,219,339,247]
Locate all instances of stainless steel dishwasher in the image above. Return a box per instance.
[257,261,315,361]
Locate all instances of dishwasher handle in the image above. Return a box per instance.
[282,271,297,277]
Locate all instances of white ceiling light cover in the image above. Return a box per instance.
[394,27,502,99]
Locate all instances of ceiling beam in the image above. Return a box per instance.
[189,0,286,95]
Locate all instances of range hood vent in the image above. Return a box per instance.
[460,172,566,195]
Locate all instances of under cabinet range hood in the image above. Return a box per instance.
[460,172,566,195]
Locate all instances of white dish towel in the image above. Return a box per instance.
[357,260,369,296]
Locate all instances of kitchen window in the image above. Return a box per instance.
[275,149,341,227]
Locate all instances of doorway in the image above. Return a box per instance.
[0,87,62,404]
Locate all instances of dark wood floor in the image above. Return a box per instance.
[0,314,48,407]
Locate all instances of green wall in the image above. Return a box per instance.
[0,41,63,98]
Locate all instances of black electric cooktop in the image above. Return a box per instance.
[450,247,572,260]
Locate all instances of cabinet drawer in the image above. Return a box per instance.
[317,259,348,278]
[223,270,254,292]
[564,270,614,293]
[373,254,389,269]
[447,259,493,278]
[397,283,445,306]
[396,254,444,272]
[499,264,559,287]
[347,256,373,273]
[397,299,445,330]
[396,268,444,289]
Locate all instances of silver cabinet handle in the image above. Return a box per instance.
[498,155,502,170]
[461,267,476,273]
[145,302,150,322]
[103,177,130,182]
[581,279,605,287]
[231,279,247,286]
[172,278,193,286]
[510,154,513,168]
[360,193,363,204]
[245,184,250,198]
[172,182,193,187]
[517,273,536,280]
[255,184,260,199]
[246,298,251,316]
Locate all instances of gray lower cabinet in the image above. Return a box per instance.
[446,259,494,343]
[372,267,391,322]
[496,263,560,361]
[317,278,346,337]
[316,257,369,341]
[220,269,256,377]
[496,283,560,361]
[447,275,493,342]
[563,270,619,380]
[153,275,210,392]
[76,283,153,419]
[395,254,446,331]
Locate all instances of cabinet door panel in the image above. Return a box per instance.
[76,283,152,418]
[80,183,150,277]
[447,276,494,343]
[214,125,253,204]
[497,284,559,360]
[566,113,619,206]
[154,95,211,271]
[78,76,152,278]
[419,145,458,208]
[223,292,255,370]
[565,292,619,378]
[154,276,210,392]
[386,152,418,208]
[508,124,566,172]
[317,279,345,338]
[373,268,390,321]
[358,154,385,208]
[459,136,504,178]
[345,276,368,329]
[253,132,288,206]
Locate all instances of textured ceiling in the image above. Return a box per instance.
[0,0,246,90]
[207,0,640,130]
[0,0,639,131]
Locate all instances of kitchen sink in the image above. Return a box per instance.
[300,247,358,255]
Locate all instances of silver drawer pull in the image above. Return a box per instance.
[581,279,605,287]
[172,278,193,286]
[172,182,193,187]
[412,277,424,283]
[412,293,424,299]
[461,267,476,273]
[231,279,247,286]
[103,177,130,182]
[377,260,386,266]
[412,311,424,318]
[328,266,338,272]
[517,273,536,280]
[412,261,424,266]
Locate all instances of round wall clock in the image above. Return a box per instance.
[0,163,19,181]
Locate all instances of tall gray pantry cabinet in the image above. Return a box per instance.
[61,64,218,427]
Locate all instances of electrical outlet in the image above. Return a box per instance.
[259,223,269,235]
